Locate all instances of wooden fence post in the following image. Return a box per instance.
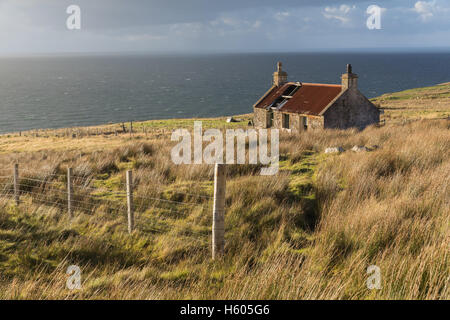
[67,168,73,218]
[126,170,134,233]
[212,163,226,260]
[13,163,19,205]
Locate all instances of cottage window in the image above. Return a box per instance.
[268,111,274,128]
[283,114,290,129]
[301,116,308,130]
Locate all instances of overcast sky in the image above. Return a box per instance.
[0,0,449,54]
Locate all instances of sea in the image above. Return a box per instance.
[0,52,449,134]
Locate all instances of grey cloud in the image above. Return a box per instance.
[0,0,448,54]
[8,0,376,29]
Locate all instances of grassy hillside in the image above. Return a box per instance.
[0,85,448,299]
[372,82,450,122]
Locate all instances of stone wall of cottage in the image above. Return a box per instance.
[323,89,380,130]
[253,107,268,128]
[307,116,324,129]
[283,113,324,131]
[290,113,300,131]
[253,108,325,131]
[273,111,282,129]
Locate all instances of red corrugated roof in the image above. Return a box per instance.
[254,82,343,116]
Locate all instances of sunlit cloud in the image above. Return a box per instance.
[275,11,291,21]
[413,1,436,21]
[323,4,356,24]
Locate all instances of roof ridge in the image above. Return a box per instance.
[300,82,342,87]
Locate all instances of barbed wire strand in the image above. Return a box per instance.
[12,168,213,200]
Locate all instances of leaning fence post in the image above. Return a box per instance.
[13,163,19,205]
[212,163,226,260]
[126,170,134,233]
[67,168,73,218]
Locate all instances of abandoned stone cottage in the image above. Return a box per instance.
[253,62,380,131]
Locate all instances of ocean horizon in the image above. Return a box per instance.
[1,51,449,134]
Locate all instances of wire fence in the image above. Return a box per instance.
[0,121,174,140]
[0,164,218,241]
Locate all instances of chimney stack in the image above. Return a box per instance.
[341,64,358,91]
[273,62,288,87]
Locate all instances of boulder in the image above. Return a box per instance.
[226,117,239,123]
[325,147,344,154]
[351,145,369,152]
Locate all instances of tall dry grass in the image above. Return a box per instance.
[0,119,448,299]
